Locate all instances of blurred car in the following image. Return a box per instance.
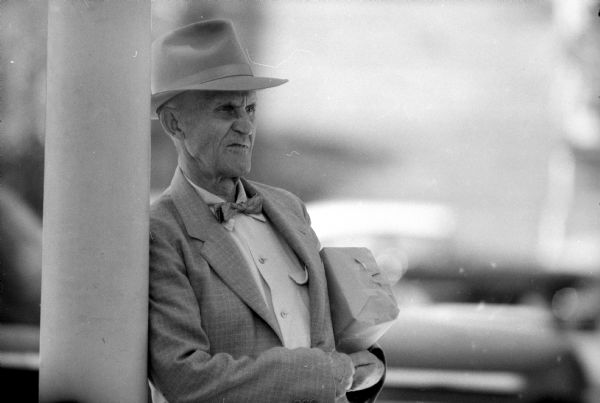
[0,324,39,402]
[0,187,42,401]
[307,198,598,403]
[377,304,587,403]
[397,260,600,332]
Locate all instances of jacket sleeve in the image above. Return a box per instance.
[347,345,386,403]
[148,216,343,403]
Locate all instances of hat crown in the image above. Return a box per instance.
[152,19,251,94]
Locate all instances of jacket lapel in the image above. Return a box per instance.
[168,170,283,342]
[242,179,333,350]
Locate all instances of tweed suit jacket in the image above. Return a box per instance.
[148,169,384,403]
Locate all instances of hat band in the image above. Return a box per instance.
[156,63,254,93]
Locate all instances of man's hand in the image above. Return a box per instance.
[347,350,385,391]
[327,351,355,398]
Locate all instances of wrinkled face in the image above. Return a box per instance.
[176,90,257,180]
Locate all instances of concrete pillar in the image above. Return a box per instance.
[40,1,151,402]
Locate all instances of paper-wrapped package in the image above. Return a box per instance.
[321,247,400,353]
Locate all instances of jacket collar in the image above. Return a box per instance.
[167,169,332,349]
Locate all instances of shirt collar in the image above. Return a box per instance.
[181,168,265,224]
[182,168,247,207]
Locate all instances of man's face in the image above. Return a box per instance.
[177,90,257,180]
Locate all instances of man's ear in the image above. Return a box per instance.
[158,106,185,140]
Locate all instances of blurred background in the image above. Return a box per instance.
[146,0,600,268]
[1,0,599,401]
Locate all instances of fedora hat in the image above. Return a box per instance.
[151,19,287,119]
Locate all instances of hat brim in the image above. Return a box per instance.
[151,75,288,119]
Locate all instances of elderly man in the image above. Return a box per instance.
[148,19,385,403]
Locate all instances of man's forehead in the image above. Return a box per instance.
[189,90,257,105]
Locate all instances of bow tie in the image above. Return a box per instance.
[213,195,263,223]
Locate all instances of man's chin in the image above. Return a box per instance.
[223,165,251,179]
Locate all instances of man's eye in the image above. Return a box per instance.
[246,105,256,114]
[218,105,235,113]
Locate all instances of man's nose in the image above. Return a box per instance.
[232,115,255,136]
